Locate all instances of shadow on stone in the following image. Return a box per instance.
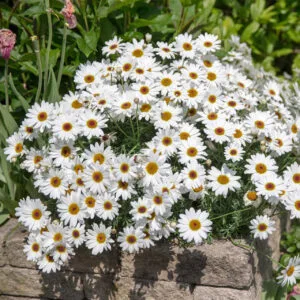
[175,248,206,293]
[131,241,175,286]
[41,271,84,300]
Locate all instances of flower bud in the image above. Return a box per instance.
[61,0,77,29]
[205,159,212,167]
[145,33,152,43]
[0,29,16,60]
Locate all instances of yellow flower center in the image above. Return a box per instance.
[97,233,106,244]
[32,209,42,220]
[86,119,98,129]
[126,235,137,244]
[217,175,229,185]
[92,171,103,183]
[146,162,159,175]
[15,143,23,153]
[255,163,267,174]
[84,75,95,83]
[37,112,48,122]
[50,176,61,187]
[68,203,80,215]
[85,196,96,208]
[189,219,201,231]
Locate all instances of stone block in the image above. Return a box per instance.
[0,266,84,300]
[67,246,120,275]
[0,219,18,267]
[193,286,256,300]
[114,277,194,300]
[82,273,116,300]
[120,240,253,289]
[5,224,36,269]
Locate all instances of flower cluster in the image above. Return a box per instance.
[5,33,300,275]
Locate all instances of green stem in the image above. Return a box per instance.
[31,36,43,102]
[105,111,130,138]
[43,0,53,98]
[210,206,253,221]
[57,24,68,88]
[8,73,29,111]
[4,59,9,109]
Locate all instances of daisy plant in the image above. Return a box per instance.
[4,33,300,279]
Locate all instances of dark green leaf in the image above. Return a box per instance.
[0,105,18,135]
[45,67,61,103]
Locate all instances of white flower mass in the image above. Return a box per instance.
[5,33,300,273]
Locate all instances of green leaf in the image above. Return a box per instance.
[0,105,18,135]
[0,148,15,200]
[272,48,293,57]
[45,67,61,103]
[40,49,60,73]
[241,21,260,42]
[287,246,296,253]
[0,213,10,226]
[77,30,100,58]
[250,0,265,21]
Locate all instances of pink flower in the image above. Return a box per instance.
[0,29,16,60]
[61,0,77,29]
[287,284,300,300]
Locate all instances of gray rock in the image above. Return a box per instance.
[0,219,18,267]
[193,286,256,300]
[0,266,84,300]
[120,240,253,289]
[67,246,120,275]
[82,273,116,300]
[114,277,194,300]
[5,224,36,269]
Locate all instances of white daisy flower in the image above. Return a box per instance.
[245,153,278,182]
[83,164,110,194]
[224,143,244,162]
[85,223,114,255]
[175,33,196,58]
[74,62,100,89]
[243,190,262,208]
[177,207,212,244]
[113,154,137,182]
[57,192,87,227]
[4,132,26,162]
[35,169,68,200]
[37,253,62,273]
[78,109,108,139]
[15,197,50,231]
[66,224,86,248]
[141,153,171,186]
[25,100,54,132]
[178,138,207,164]
[130,198,151,221]
[102,36,124,56]
[284,162,300,191]
[153,103,182,129]
[284,191,300,219]
[277,256,300,286]
[249,215,276,240]
[96,193,120,220]
[23,233,43,261]
[181,162,206,190]
[155,41,176,59]
[207,164,241,197]
[117,226,145,253]
[255,174,285,200]
[196,33,221,54]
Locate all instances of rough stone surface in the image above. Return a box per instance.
[120,240,253,288]
[5,224,36,269]
[0,219,18,267]
[0,266,84,299]
[114,277,194,300]
[193,286,256,300]
[0,218,285,299]
[67,246,120,275]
